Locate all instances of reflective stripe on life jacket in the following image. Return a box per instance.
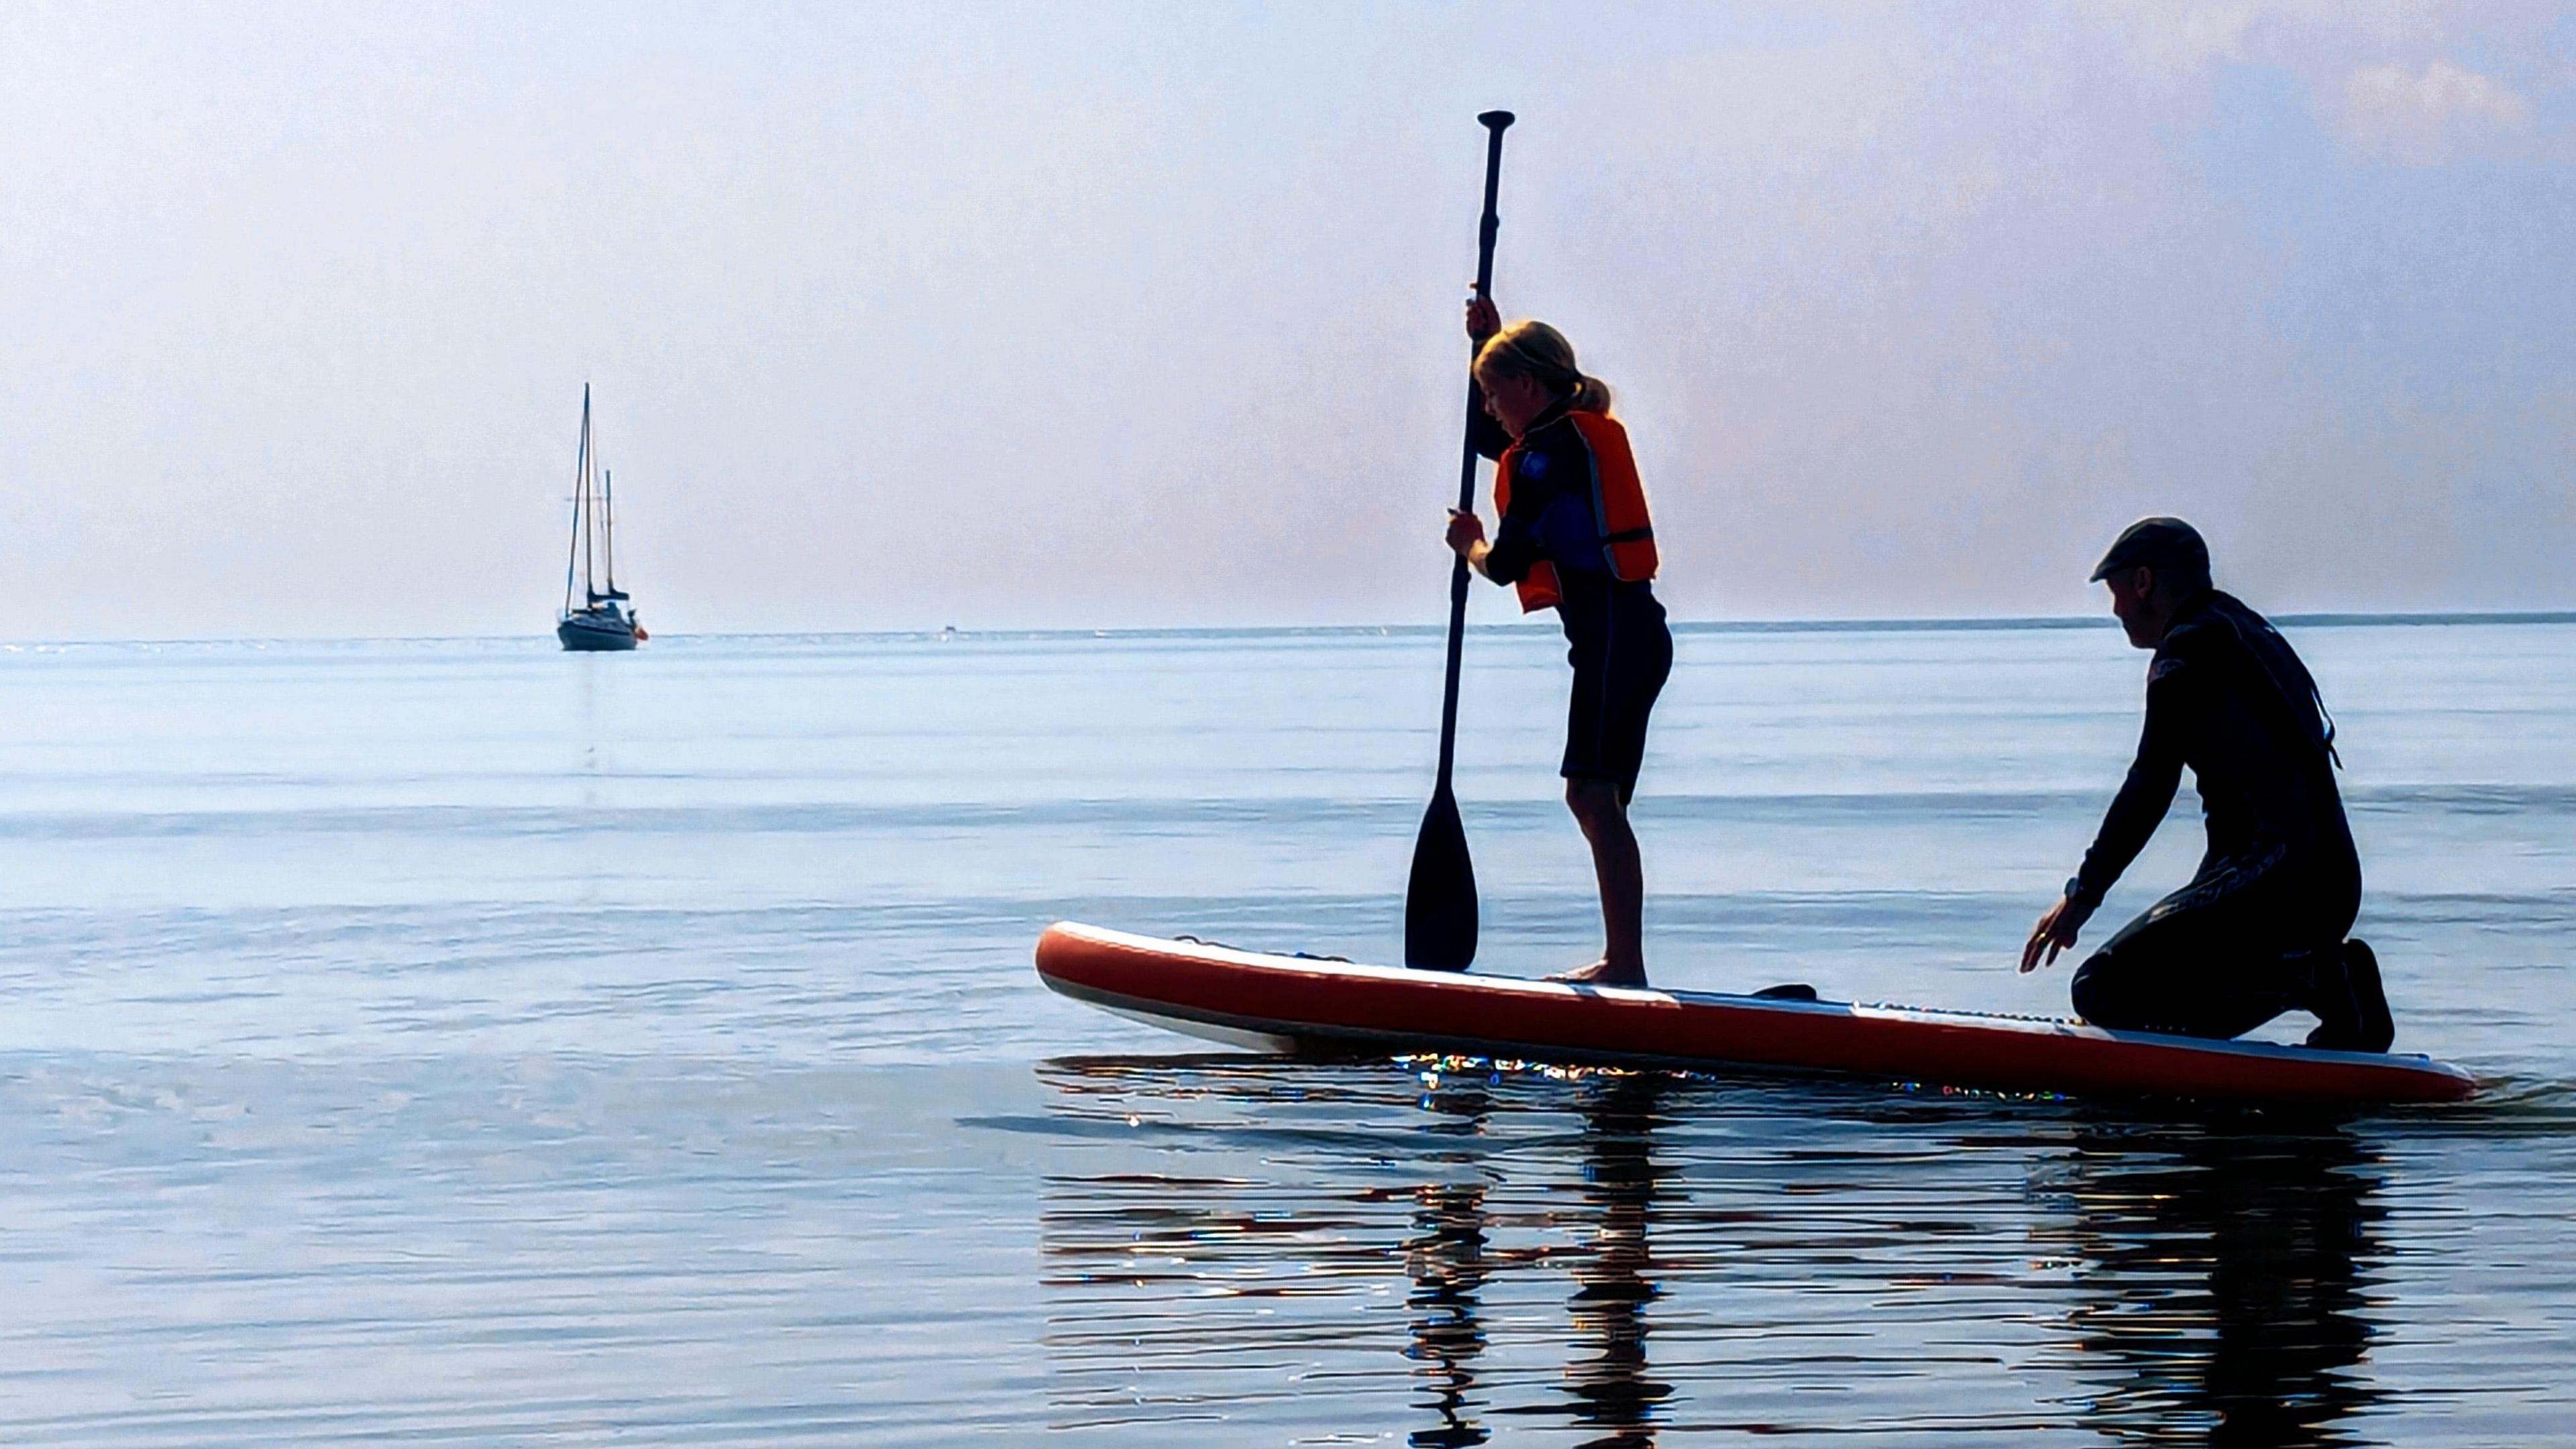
[1493,410,1659,614]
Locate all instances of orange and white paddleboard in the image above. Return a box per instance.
[1034,922,2476,1106]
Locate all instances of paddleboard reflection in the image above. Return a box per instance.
[1031,1055,2387,1446]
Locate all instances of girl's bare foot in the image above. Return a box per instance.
[1546,958,1647,987]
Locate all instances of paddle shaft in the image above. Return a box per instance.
[1436,110,1513,791]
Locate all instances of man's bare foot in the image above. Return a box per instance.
[1546,958,1648,987]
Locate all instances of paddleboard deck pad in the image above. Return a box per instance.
[1034,922,2475,1106]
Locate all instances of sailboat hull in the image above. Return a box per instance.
[557,614,638,651]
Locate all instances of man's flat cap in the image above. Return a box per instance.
[2090,517,2209,583]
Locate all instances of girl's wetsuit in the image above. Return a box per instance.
[1470,396,1674,802]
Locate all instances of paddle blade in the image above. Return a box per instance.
[1403,788,1478,971]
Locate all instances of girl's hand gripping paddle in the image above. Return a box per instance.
[1405,109,1511,971]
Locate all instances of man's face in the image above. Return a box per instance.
[2105,566,2159,649]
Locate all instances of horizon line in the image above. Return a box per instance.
[5,608,2575,651]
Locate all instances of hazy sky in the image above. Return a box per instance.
[5,1,2573,637]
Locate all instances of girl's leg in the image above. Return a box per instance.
[1555,777,1646,986]
[1551,587,1668,987]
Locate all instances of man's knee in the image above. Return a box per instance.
[2068,950,2137,1030]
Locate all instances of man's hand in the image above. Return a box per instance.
[2021,894,2087,973]
[1464,294,1500,345]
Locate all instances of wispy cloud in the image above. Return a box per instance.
[2335,59,2537,164]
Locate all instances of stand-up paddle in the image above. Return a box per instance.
[1405,109,1513,971]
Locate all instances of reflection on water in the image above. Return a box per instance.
[1037,1056,2398,1446]
[2041,1116,2383,1448]
[1405,1082,1495,1448]
[1560,1076,1672,1447]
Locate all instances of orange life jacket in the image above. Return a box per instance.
[1493,410,1659,613]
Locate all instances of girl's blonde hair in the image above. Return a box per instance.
[1474,319,1613,414]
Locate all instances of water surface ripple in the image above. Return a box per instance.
[0,623,2568,1444]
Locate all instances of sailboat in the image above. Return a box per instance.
[556,384,645,651]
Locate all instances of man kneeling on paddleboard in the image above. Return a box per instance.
[2022,518,2395,1051]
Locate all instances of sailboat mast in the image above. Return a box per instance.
[603,469,616,594]
[563,384,591,615]
[581,402,598,598]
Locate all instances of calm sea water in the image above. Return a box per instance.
[0,621,2569,1445]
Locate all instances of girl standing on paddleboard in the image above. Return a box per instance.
[1445,301,1673,986]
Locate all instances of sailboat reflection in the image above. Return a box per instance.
[2040,1114,2385,1448]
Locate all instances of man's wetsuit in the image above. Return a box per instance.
[1470,396,1673,802]
[2063,590,2359,1038]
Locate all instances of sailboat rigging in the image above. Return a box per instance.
[556,384,645,651]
